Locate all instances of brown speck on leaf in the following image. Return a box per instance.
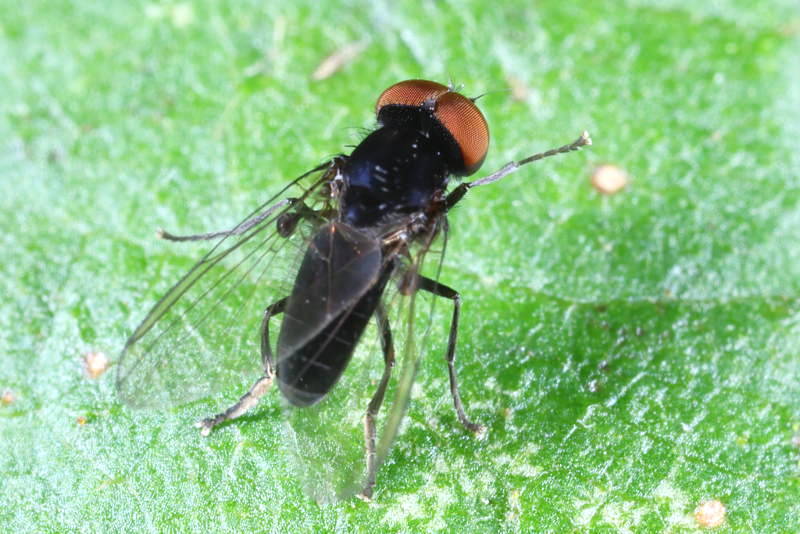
[505,76,529,102]
[694,499,726,528]
[1,389,16,405]
[83,351,110,379]
[591,164,628,195]
[76,415,88,426]
[311,42,367,81]
[778,18,800,36]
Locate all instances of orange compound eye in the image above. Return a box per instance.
[433,92,489,175]
[375,80,450,112]
[375,80,490,176]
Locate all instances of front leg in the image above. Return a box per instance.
[444,131,591,210]
[416,276,486,436]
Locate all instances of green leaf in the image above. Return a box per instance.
[2,0,799,531]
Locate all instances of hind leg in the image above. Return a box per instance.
[359,304,395,501]
[195,297,287,435]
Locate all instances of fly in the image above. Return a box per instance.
[116,79,591,500]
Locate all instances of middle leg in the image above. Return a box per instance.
[416,276,485,436]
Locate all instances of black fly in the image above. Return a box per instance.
[117,80,591,500]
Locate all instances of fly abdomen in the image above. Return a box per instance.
[273,221,389,406]
[276,276,388,406]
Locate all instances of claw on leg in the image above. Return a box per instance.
[195,374,273,436]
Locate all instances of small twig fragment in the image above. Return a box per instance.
[591,164,628,195]
[1,390,16,405]
[83,351,110,379]
[312,42,367,81]
[694,499,726,529]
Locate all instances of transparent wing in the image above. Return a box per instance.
[116,163,335,408]
[374,220,450,484]
[282,219,450,501]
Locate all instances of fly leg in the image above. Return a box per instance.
[158,198,317,242]
[158,157,343,242]
[416,276,486,436]
[195,297,287,436]
[444,131,591,210]
[359,304,396,501]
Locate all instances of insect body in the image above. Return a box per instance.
[117,80,590,500]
